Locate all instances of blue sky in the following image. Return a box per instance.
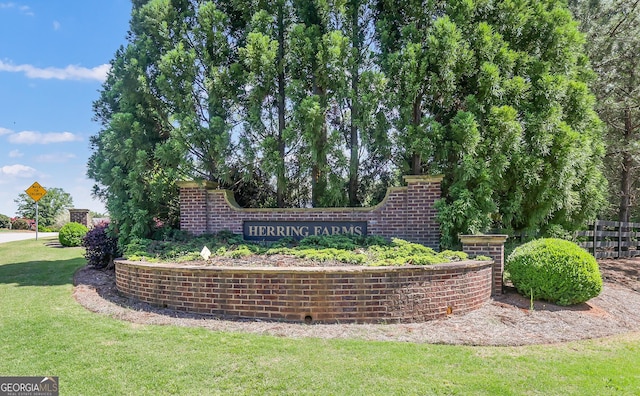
[0,1,131,217]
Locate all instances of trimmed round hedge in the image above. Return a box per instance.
[506,238,602,306]
[59,222,89,247]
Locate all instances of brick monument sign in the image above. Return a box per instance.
[178,175,443,249]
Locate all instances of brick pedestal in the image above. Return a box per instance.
[460,234,508,295]
[69,209,90,227]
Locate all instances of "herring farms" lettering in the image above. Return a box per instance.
[243,221,367,241]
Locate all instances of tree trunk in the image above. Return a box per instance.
[311,65,328,207]
[619,108,634,223]
[276,1,286,208]
[348,0,360,206]
[411,96,422,175]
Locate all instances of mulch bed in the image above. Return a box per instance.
[72,258,640,346]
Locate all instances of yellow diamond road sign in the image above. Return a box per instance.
[26,181,47,202]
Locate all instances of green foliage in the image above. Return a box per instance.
[225,245,254,259]
[123,231,254,262]
[14,187,74,227]
[0,214,10,228]
[378,0,606,247]
[265,246,367,264]
[121,231,470,267]
[367,239,468,266]
[92,0,606,248]
[543,224,576,241]
[58,222,89,247]
[506,238,603,306]
[299,235,358,250]
[569,0,640,223]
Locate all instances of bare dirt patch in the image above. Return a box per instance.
[73,258,640,346]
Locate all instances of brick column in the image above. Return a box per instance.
[177,181,217,235]
[403,175,443,249]
[69,209,90,227]
[460,234,508,295]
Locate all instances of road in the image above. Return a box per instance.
[0,232,59,244]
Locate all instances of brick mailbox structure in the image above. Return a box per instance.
[178,175,443,249]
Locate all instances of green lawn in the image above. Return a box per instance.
[1,238,639,395]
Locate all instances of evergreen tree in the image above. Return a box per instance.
[89,0,607,248]
[239,1,298,208]
[90,0,238,244]
[569,0,640,222]
[377,0,606,246]
[331,0,391,206]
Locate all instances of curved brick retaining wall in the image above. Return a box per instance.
[115,260,493,324]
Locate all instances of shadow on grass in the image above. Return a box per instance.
[0,257,86,287]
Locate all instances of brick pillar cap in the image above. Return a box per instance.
[402,174,444,184]
[459,234,508,244]
[177,180,218,189]
[68,209,89,213]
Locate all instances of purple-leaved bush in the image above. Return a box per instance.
[82,222,119,269]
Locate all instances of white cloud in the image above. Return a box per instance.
[0,60,110,82]
[36,152,76,163]
[0,127,12,135]
[9,149,23,158]
[19,5,32,15]
[8,131,82,144]
[0,3,34,16]
[0,164,36,178]
[53,20,60,31]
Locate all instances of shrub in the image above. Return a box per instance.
[474,255,492,261]
[119,231,467,267]
[543,224,576,241]
[58,222,88,247]
[299,235,358,250]
[0,214,10,229]
[225,245,253,259]
[11,218,30,230]
[438,250,469,262]
[506,238,602,306]
[82,222,120,269]
[123,238,153,258]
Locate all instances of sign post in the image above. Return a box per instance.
[25,182,47,240]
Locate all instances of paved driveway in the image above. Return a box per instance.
[0,232,58,244]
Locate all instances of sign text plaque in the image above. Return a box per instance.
[243,221,367,241]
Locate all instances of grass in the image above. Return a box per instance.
[1,238,640,395]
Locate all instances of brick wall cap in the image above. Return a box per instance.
[212,186,407,213]
[403,174,444,184]
[115,259,492,274]
[177,180,218,189]
[459,234,508,244]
